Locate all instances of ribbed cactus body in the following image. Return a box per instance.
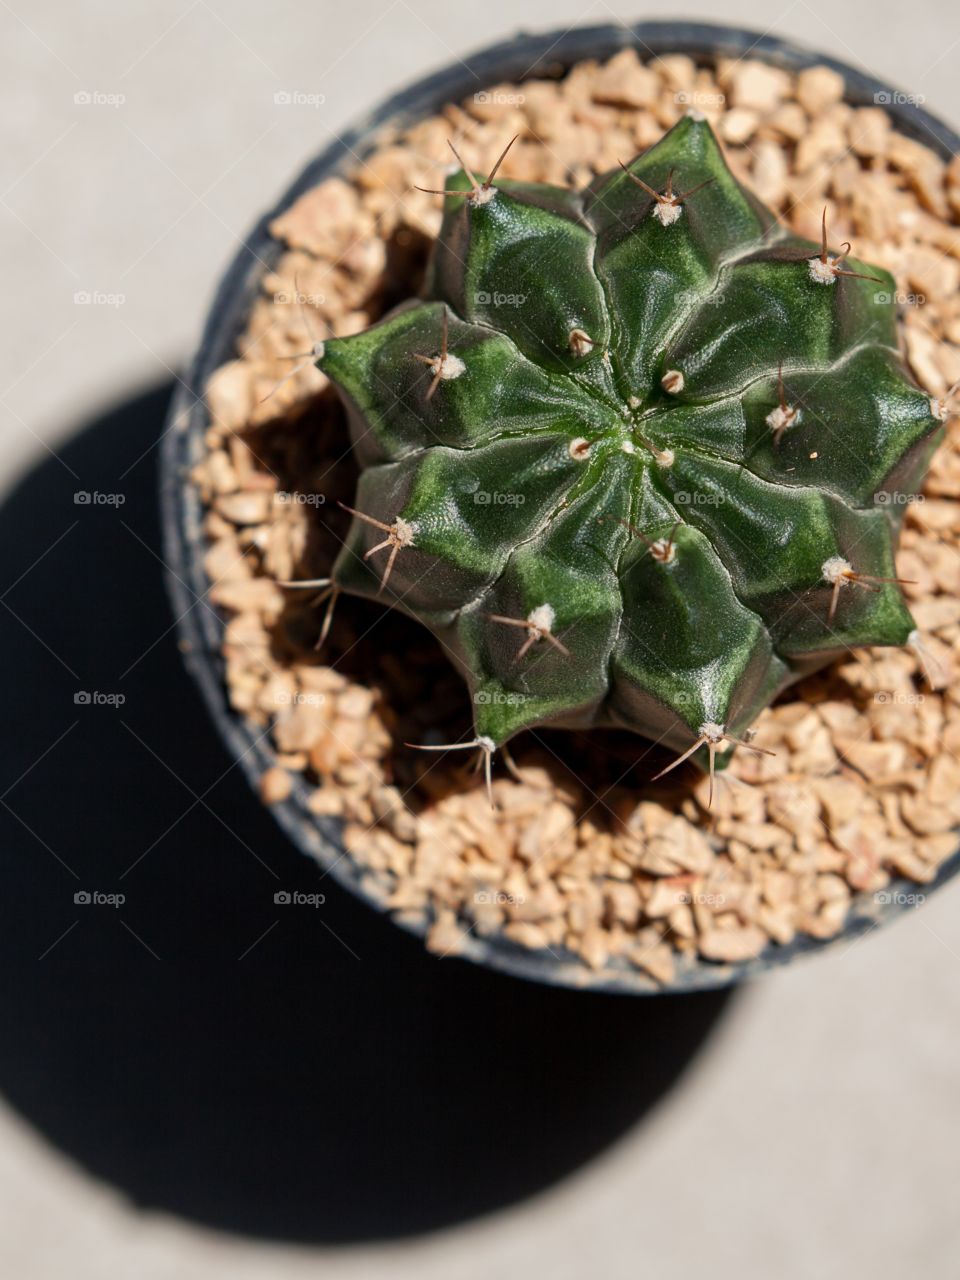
[315,114,941,769]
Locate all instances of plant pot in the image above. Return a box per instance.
[160,20,960,994]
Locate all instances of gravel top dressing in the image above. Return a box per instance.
[191,48,960,988]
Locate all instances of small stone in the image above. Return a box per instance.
[338,686,375,719]
[206,361,255,432]
[925,756,960,806]
[270,178,362,255]
[306,787,344,817]
[849,107,891,158]
[758,904,796,945]
[767,101,808,141]
[900,793,955,835]
[629,930,676,984]
[215,491,273,525]
[259,767,293,805]
[813,776,864,827]
[698,925,768,963]
[795,66,845,115]
[719,107,759,144]
[751,139,789,205]
[905,325,946,395]
[655,55,697,92]
[426,908,466,956]
[591,48,659,109]
[795,120,847,172]
[503,921,552,950]
[579,926,611,971]
[907,244,960,304]
[728,61,791,113]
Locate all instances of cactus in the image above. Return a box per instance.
[303,114,943,795]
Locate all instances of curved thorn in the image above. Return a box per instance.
[651,735,707,781]
[675,175,715,201]
[485,133,518,186]
[446,138,480,191]
[617,160,661,201]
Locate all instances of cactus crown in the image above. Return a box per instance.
[311,114,942,781]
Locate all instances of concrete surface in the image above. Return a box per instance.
[2,2,960,1277]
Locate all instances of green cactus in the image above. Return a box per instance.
[306,113,943,793]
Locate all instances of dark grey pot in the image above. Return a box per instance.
[159,20,960,994]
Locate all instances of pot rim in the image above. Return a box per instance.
[160,19,960,995]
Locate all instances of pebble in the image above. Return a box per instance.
[699,925,769,963]
[728,61,791,113]
[590,48,659,109]
[795,66,845,114]
[259,767,293,805]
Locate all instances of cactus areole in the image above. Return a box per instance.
[310,114,942,782]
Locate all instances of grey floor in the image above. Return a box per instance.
[2,2,960,1277]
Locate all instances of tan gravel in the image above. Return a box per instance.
[194,49,960,987]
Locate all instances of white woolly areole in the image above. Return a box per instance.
[568,437,591,460]
[470,186,497,206]
[766,404,800,433]
[661,369,684,394]
[822,555,852,584]
[651,538,676,564]
[438,353,466,381]
[313,341,326,360]
[653,200,683,227]
[699,722,726,742]
[477,735,496,752]
[527,604,556,633]
[654,447,675,467]
[808,255,837,285]
[568,328,595,356]
[393,517,416,547]
[685,107,706,122]
[931,396,948,422]
[621,439,636,454]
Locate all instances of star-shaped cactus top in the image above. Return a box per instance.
[312,113,942,771]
